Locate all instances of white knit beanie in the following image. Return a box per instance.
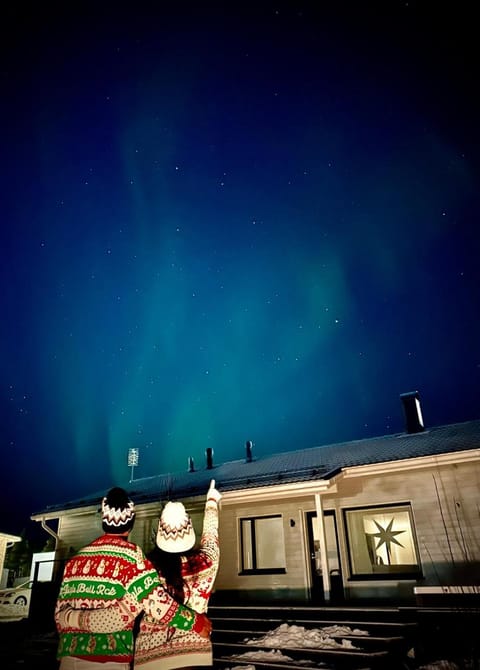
[156,501,196,553]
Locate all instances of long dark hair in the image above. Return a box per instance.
[148,546,192,604]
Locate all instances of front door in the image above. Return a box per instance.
[306,510,343,603]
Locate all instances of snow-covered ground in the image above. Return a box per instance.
[225,663,461,670]
[222,622,368,667]
[244,622,367,649]
[220,622,466,670]
[0,603,29,622]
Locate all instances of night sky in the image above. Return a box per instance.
[1,1,479,539]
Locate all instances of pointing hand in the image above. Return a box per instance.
[207,479,222,503]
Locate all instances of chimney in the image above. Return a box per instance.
[205,447,214,469]
[245,440,253,463]
[400,391,425,434]
[187,456,195,473]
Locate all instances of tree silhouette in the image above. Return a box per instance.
[4,530,33,580]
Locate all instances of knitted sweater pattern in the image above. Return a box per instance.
[135,501,220,668]
[55,534,189,663]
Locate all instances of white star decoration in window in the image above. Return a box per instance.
[368,518,406,562]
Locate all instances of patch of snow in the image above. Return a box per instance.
[418,662,460,670]
[225,649,308,664]
[0,603,28,622]
[243,622,363,650]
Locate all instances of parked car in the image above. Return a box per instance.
[0,580,33,608]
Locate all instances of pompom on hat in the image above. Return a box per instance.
[156,501,196,553]
[101,487,136,534]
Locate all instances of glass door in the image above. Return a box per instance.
[306,510,342,602]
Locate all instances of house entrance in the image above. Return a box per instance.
[306,510,343,603]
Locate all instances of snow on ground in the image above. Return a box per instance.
[417,663,460,669]
[222,622,369,667]
[224,648,316,665]
[222,623,468,670]
[243,622,367,649]
[0,603,29,622]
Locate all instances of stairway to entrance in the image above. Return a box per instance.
[209,603,419,669]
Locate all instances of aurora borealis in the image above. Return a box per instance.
[1,2,479,536]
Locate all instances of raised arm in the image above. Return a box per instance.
[199,479,221,563]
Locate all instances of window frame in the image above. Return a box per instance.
[343,502,423,581]
[239,514,287,576]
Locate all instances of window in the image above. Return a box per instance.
[240,515,286,574]
[344,504,422,579]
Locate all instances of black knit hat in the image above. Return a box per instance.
[101,487,136,534]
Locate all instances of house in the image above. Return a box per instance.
[31,392,480,605]
[0,532,21,588]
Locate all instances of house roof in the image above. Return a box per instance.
[0,532,22,543]
[32,418,480,517]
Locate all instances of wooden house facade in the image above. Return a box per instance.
[31,394,480,605]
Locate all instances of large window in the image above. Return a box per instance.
[240,515,286,574]
[344,504,422,579]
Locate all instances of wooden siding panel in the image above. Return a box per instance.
[57,513,101,560]
[332,461,480,586]
[215,501,310,594]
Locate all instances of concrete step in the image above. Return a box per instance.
[210,604,417,670]
[213,640,390,670]
[210,614,417,636]
[212,627,406,648]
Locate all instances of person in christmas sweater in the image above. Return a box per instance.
[54,487,211,670]
[134,478,221,669]
[63,479,221,669]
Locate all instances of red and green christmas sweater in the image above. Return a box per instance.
[55,534,204,663]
